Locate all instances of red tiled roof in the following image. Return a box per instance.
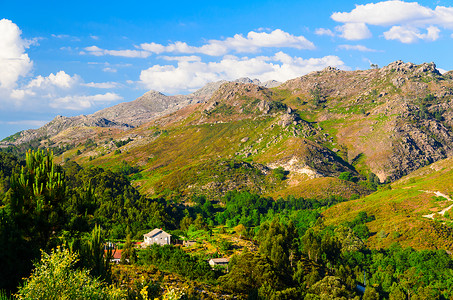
[105,249,122,260]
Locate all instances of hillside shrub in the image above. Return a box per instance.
[16,247,125,300]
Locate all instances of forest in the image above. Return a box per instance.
[1,149,453,299]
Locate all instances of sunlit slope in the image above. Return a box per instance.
[323,156,453,250]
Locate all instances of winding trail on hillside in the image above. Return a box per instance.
[421,191,453,219]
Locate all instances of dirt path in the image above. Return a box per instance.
[421,190,453,219]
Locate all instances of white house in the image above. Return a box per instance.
[143,228,171,246]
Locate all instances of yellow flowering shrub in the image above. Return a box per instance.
[16,247,126,300]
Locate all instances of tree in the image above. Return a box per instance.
[81,225,112,281]
[302,229,322,262]
[180,215,193,231]
[363,286,380,300]
[0,150,66,291]
[8,149,66,250]
[306,276,358,300]
[255,219,300,295]
[194,214,207,230]
[339,171,354,182]
[272,167,286,181]
[121,233,137,264]
[16,247,125,300]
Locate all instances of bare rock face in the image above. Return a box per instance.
[234,77,281,88]
[385,117,453,181]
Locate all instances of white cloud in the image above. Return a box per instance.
[10,88,35,100]
[338,44,378,52]
[336,23,372,40]
[82,46,151,58]
[50,92,122,110]
[85,29,315,58]
[27,71,79,89]
[0,19,33,89]
[3,119,48,127]
[140,42,166,54]
[332,1,453,42]
[0,20,124,113]
[315,28,335,37]
[161,55,202,62]
[384,25,440,43]
[103,67,117,73]
[7,70,124,111]
[82,81,120,89]
[139,52,345,94]
[52,34,70,39]
[51,34,80,42]
[9,71,79,104]
[332,1,434,26]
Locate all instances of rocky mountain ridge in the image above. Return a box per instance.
[3,61,453,194]
[0,78,281,147]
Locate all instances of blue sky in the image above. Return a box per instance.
[1,0,453,139]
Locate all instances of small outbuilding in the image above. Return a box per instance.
[208,258,229,271]
[143,228,171,246]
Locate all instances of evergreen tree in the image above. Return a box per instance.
[121,233,137,264]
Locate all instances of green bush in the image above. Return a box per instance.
[272,167,286,181]
[16,247,125,300]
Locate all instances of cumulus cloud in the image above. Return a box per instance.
[337,44,378,52]
[0,19,33,89]
[315,28,335,37]
[332,1,434,26]
[84,29,315,58]
[27,71,79,89]
[144,29,315,55]
[9,71,80,103]
[139,52,345,94]
[332,1,453,42]
[384,25,440,43]
[7,70,123,110]
[50,92,122,110]
[0,20,124,114]
[336,23,372,40]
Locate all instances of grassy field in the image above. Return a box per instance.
[323,156,453,250]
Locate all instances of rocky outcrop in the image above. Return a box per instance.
[385,117,453,181]
[234,77,281,88]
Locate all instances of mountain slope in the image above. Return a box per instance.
[51,80,366,199]
[274,61,453,182]
[4,60,453,201]
[323,155,453,251]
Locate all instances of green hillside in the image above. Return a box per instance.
[323,156,453,251]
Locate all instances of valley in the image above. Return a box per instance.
[3,61,453,299]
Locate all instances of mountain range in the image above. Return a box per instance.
[3,60,453,250]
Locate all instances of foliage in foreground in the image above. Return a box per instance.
[16,247,125,300]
